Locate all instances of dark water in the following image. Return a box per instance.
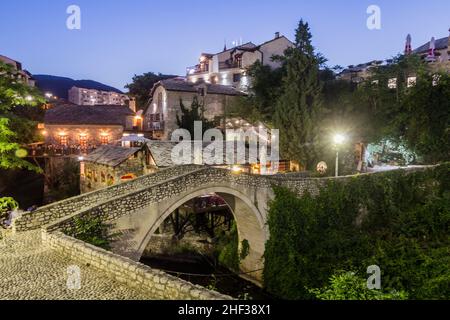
[140,253,274,300]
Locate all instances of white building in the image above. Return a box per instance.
[68,86,128,106]
[186,32,294,91]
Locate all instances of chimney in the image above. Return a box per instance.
[127,97,136,112]
[275,32,280,39]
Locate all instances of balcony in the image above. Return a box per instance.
[186,64,209,75]
[219,61,240,70]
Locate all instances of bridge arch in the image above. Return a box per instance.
[133,186,268,284]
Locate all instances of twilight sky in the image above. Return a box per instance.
[1,0,449,90]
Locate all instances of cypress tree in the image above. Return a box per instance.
[273,20,324,170]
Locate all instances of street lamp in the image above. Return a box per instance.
[333,133,346,177]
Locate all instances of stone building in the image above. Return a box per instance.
[43,104,139,155]
[80,144,153,193]
[144,77,245,140]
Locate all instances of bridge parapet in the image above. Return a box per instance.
[12,165,205,232]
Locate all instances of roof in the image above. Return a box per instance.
[83,145,141,167]
[151,77,246,96]
[414,36,449,54]
[45,104,135,125]
[146,140,260,167]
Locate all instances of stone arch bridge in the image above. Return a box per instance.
[13,165,325,284]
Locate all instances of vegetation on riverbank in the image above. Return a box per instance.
[264,164,450,300]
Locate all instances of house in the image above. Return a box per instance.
[0,54,35,87]
[186,32,294,90]
[42,104,139,155]
[80,144,153,193]
[68,86,129,106]
[143,33,293,141]
[144,77,245,140]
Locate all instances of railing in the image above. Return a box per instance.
[219,61,240,70]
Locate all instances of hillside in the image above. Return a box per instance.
[34,75,124,99]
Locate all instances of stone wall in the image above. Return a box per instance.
[42,230,231,300]
[13,165,205,232]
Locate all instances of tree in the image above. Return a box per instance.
[125,72,175,109]
[273,20,325,169]
[356,54,449,163]
[230,61,284,125]
[0,61,45,171]
[176,96,218,137]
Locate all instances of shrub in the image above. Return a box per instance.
[264,164,450,300]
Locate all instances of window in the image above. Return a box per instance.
[79,135,88,148]
[157,92,163,111]
[59,135,68,146]
[233,73,242,83]
[100,135,109,145]
[101,172,106,183]
[198,88,205,96]
[388,78,397,89]
[407,77,417,88]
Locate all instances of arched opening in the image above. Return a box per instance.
[134,188,270,299]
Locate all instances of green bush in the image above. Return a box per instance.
[65,215,116,250]
[264,164,450,300]
[309,271,408,300]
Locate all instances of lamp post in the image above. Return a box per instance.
[333,134,346,177]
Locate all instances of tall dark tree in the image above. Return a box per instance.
[176,96,218,137]
[125,72,175,109]
[273,20,324,169]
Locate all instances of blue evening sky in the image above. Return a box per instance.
[1,0,449,90]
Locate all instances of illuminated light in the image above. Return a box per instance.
[137,134,144,137]
[231,166,243,174]
[78,156,84,161]
[333,133,346,145]
[123,133,130,137]
[58,131,67,136]
[41,130,48,136]
[15,149,28,158]
[45,92,52,98]
[25,95,33,101]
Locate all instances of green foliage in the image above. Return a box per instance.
[216,222,251,272]
[309,272,408,300]
[240,239,250,261]
[66,215,116,250]
[273,20,324,169]
[0,61,45,171]
[176,96,218,137]
[264,164,450,300]
[230,61,284,125]
[125,72,175,109]
[217,222,240,271]
[0,197,19,220]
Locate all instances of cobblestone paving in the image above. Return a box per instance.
[0,230,153,300]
